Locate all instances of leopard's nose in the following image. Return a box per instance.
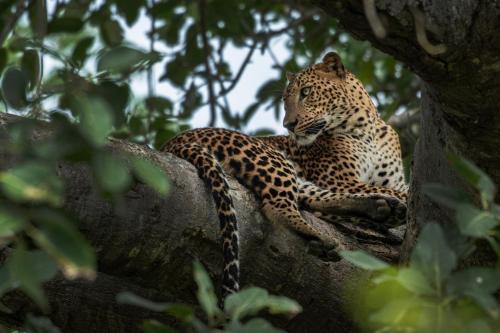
[284,120,298,132]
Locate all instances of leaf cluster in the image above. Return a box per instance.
[341,154,500,333]
[118,261,302,333]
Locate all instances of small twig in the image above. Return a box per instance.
[410,6,447,55]
[266,46,284,71]
[363,0,387,39]
[0,0,29,46]
[220,41,257,95]
[198,0,217,127]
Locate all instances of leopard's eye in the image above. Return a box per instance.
[299,86,311,99]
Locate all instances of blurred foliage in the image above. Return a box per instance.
[341,154,500,333]
[0,0,421,330]
[0,0,419,147]
[118,261,302,333]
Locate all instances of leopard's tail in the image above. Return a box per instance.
[162,141,240,300]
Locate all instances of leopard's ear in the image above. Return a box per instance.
[319,52,345,79]
[286,71,296,82]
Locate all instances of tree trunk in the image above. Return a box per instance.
[314,0,500,262]
[0,113,402,333]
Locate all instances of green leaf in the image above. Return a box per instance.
[410,223,457,290]
[30,210,96,279]
[47,17,84,34]
[368,297,416,325]
[94,82,130,127]
[71,36,94,67]
[340,250,390,270]
[131,157,170,195]
[161,56,189,87]
[447,267,500,318]
[0,162,63,206]
[145,96,173,113]
[224,287,268,320]
[21,49,40,91]
[115,0,143,26]
[463,319,493,333]
[8,247,58,309]
[193,261,222,319]
[455,204,498,237]
[117,291,172,312]
[0,207,26,237]
[142,320,179,333]
[97,46,148,74]
[1,67,28,109]
[72,96,114,146]
[448,267,500,295]
[226,318,286,333]
[447,153,496,207]
[93,153,131,193]
[224,287,301,321]
[117,292,194,320]
[265,295,302,316]
[396,267,435,296]
[164,303,194,321]
[422,183,471,209]
[100,20,124,47]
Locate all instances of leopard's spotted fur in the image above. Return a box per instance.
[161,52,407,300]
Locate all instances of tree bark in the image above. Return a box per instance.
[314,0,500,262]
[0,113,402,333]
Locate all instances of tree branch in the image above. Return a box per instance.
[0,113,403,333]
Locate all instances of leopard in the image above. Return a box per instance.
[161,51,407,300]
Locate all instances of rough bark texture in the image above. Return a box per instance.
[314,0,500,262]
[0,113,402,333]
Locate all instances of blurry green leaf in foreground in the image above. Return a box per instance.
[447,153,496,207]
[21,49,41,91]
[117,292,194,322]
[422,183,471,209]
[193,261,222,320]
[340,250,390,271]
[1,67,28,110]
[0,207,26,237]
[97,46,153,74]
[93,152,131,193]
[447,268,500,319]
[455,204,498,238]
[0,162,63,206]
[71,96,114,146]
[224,287,302,321]
[131,157,170,195]
[29,210,96,279]
[117,291,172,312]
[395,267,435,296]
[71,36,95,67]
[410,223,457,289]
[8,247,58,309]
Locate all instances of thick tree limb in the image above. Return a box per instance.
[314,0,500,264]
[0,113,402,333]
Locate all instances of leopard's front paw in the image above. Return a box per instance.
[307,239,342,262]
[383,196,407,227]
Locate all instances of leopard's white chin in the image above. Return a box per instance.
[289,132,318,146]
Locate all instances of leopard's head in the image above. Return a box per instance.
[283,52,373,146]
